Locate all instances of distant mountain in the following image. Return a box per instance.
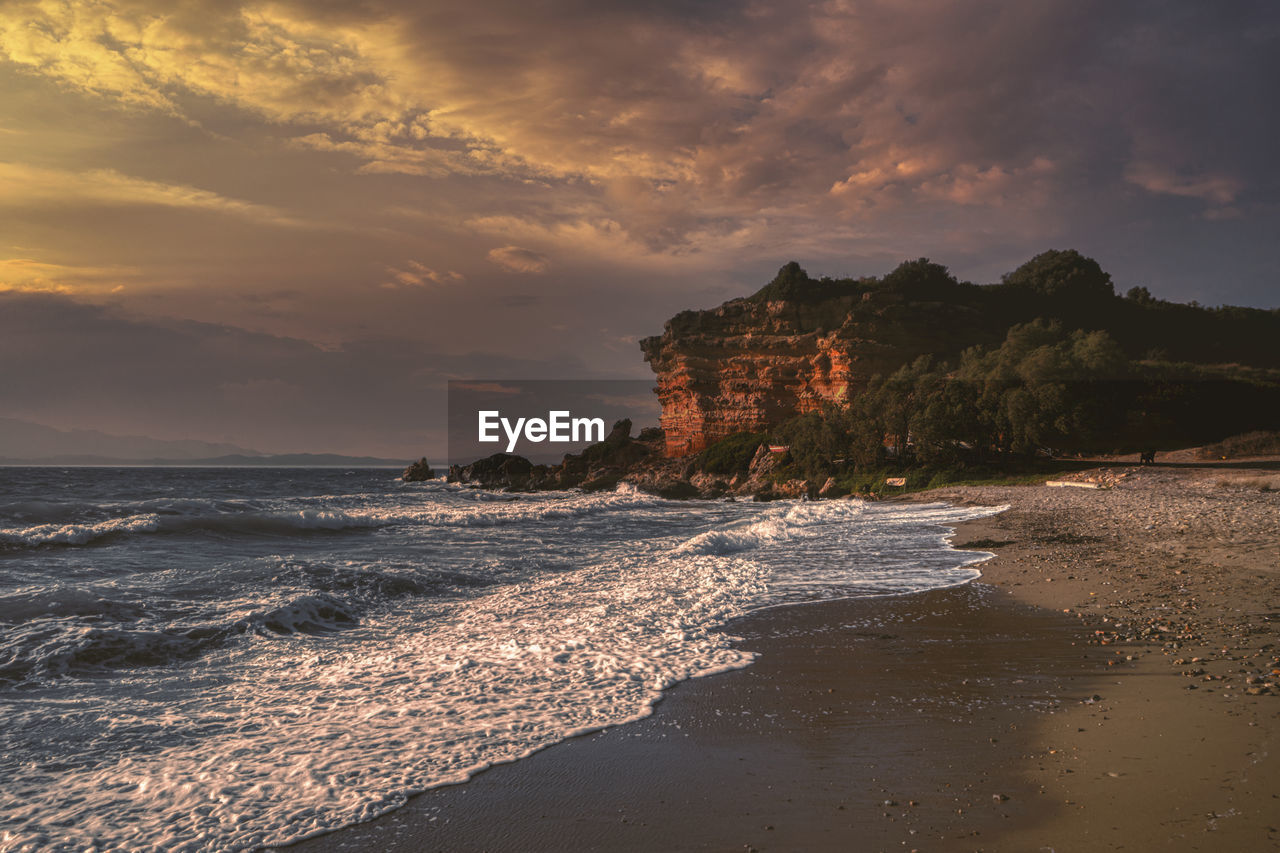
[0,418,405,467]
[0,418,262,461]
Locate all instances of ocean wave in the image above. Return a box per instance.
[676,515,793,555]
[0,498,91,525]
[0,589,150,625]
[0,470,1010,852]
[675,500,867,556]
[0,557,502,683]
[0,513,163,548]
[0,618,232,684]
[0,509,383,550]
[243,593,360,635]
[397,486,664,528]
[0,592,370,685]
[0,487,664,551]
[274,560,497,601]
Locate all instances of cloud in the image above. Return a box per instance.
[0,257,140,294]
[381,260,465,288]
[449,381,523,395]
[2,0,1275,269]
[0,1,397,121]
[0,0,1276,363]
[1123,162,1243,206]
[487,245,549,274]
[0,162,301,224]
[290,132,496,179]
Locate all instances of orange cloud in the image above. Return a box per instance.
[0,0,1270,313]
[382,261,465,288]
[0,162,302,224]
[0,257,140,294]
[487,246,549,275]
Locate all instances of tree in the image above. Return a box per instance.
[1001,249,1114,301]
[881,258,960,301]
[751,261,814,302]
[1125,285,1155,305]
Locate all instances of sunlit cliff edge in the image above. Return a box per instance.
[639,252,1280,458]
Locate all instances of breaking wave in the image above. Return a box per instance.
[0,487,663,551]
[0,467,1006,852]
[676,501,868,556]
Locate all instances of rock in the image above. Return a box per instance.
[655,479,701,500]
[447,453,548,491]
[606,418,632,443]
[401,457,436,481]
[818,476,848,498]
[774,478,814,499]
[639,262,1010,457]
[637,426,664,444]
[580,467,624,492]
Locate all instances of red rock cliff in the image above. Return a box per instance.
[640,294,910,456]
[640,261,1010,457]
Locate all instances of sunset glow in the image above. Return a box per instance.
[2,1,1275,456]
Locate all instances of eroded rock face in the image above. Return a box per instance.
[639,295,909,457]
[638,252,1021,459]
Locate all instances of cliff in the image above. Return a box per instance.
[640,261,1001,456]
[442,251,1279,501]
[640,254,1280,458]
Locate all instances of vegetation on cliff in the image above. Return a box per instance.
[649,251,1197,455]
[639,250,1280,496]
[738,249,1280,369]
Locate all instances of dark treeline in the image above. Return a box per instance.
[711,251,1280,489]
[753,250,1280,369]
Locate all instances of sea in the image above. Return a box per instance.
[0,467,1001,852]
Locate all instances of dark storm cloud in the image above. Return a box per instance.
[0,1,1276,453]
[4,0,1275,277]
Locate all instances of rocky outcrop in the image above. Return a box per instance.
[447,419,664,492]
[442,262,997,497]
[447,453,547,490]
[401,457,436,481]
[639,265,993,457]
[443,421,802,500]
[443,422,845,501]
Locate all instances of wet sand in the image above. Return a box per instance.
[285,460,1278,852]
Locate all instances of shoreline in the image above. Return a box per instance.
[928,463,1279,850]
[284,461,1278,852]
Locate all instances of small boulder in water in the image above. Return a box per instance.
[401,457,436,481]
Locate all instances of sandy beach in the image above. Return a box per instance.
[285,457,1279,852]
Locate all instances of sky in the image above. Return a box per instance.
[1,0,1277,458]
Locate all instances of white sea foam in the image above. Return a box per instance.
[675,500,866,556]
[0,536,767,851]
[0,513,162,547]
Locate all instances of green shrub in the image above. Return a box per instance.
[697,432,766,475]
